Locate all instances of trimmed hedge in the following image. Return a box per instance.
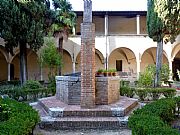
[136,88,176,101]
[0,80,20,86]
[120,86,176,101]
[128,97,180,135]
[120,86,135,98]
[0,85,54,102]
[0,98,40,135]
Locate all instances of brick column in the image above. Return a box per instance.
[81,23,95,108]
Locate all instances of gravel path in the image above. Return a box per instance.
[34,127,132,135]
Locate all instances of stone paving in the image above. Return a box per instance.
[34,127,132,135]
[32,96,138,130]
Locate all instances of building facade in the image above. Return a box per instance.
[0,11,180,81]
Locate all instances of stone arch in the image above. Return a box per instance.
[27,49,40,80]
[171,43,180,60]
[171,43,180,81]
[95,49,104,70]
[95,49,104,64]
[62,49,73,75]
[11,49,40,80]
[108,47,137,73]
[11,52,20,80]
[75,49,105,72]
[0,45,8,62]
[0,46,8,81]
[141,47,169,72]
[75,52,81,72]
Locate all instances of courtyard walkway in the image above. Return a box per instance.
[34,127,132,135]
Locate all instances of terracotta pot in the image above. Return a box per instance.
[103,72,108,77]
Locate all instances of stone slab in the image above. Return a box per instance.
[38,96,138,118]
[39,116,129,130]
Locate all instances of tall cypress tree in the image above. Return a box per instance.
[147,0,180,87]
[0,0,46,85]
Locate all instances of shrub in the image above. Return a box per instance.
[47,76,56,96]
[120,86,135,98]
[161,88,176,98]
[148,88,161,100]
[128,98,179,135]
[134,87,176,101]
[138,65,155,87]
[23,80,42,90]
[174,96,180,116]
[0,82,54,102]
[134,98,176,122]
[138,64,171,87]
[120,80,130,87]
[0,103,11,122]
[135,88,148,101]
[0,80,20,86]
[160,64,171,83]
[0,98,40,135]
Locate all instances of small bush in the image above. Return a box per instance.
[148,88,161,100]
[0,81,54,102]
[128,98,179,135]
[0,98,40,135]
[134,87,176,101]
[138,65,155,87]
[138,64,171,87]
[0,80,20,86]
[161,88,176,98]
[0,103,11,122]
[120,80,130,87]
[23,80,42,89]
[120,86,135,98]
[47,76,56,96]
[135,88,148,101]
[174,96,180,116]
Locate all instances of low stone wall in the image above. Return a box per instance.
[95,77,120,105]
[56,76,120,105]
[56,76,81,105]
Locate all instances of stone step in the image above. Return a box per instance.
[39,116,129,130]
[37,96,138,118]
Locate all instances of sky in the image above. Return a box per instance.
[67,0,147,11]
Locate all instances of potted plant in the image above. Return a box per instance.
[111,69,117,76]
[96,69,104,77]
[103,69,108,77]
[107,69,112,76]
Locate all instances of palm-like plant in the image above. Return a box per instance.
[50,0,76,75]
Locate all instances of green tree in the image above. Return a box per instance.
[0,0,47,85]
[147,0,180,87]
[138,65,156,87]
[50,0,76,75]
[138,64,171,87]
[39,37,62,78]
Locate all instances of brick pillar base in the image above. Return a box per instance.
[81,23,95,109]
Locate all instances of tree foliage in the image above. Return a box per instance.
[147,0,180,43]
[0,0,47,84]
[47,0,76,75]
[156,0,180,43]
[0,0,46,54]
[138,64,170,87]
[147,0,163,42]
[147,0,179,87]
[50,0,76,36]
[39,37,62,77]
